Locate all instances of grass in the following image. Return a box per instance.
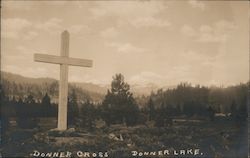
[0,118,247,158]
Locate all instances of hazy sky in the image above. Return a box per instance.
[1,0,249,86]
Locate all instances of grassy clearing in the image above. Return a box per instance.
[1,118,247,158]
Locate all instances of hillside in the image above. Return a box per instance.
[1,71,106,103]
[1,71,177,104]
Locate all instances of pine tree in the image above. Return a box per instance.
[102,74,139,126]
[42,93,52,117]
[25,94,35,104]
[68,89,79,127]
[1,84,9,144]
[147,97,155,121]
[42,93,51,105]
[207,106,215,121]
[230,100,237,120]
[80,100,96,130]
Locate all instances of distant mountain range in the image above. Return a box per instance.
[1,71,175,101]
[1,71,106,94]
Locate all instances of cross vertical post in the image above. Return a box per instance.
[58,31,69,130]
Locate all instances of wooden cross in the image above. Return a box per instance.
[34,30,93,130]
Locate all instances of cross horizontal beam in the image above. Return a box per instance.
[34,53,93,67]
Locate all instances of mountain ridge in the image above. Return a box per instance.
[1,71,175,97]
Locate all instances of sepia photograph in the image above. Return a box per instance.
[0,1,249,158]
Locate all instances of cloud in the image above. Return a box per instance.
[68,24,91,35]
[107,42,145,54]
[89,1,165,18]
[2,45,61,79]
[2,1,32,11]
[2,17,92,40]
[2,45,52,77]
[131,17,171,28]
[198,20,236,43]
[2,18,63,39]
[181,24,196,37]
[34,18,91,35]
[180,50,214,63]
[188,0,205,10]
[129,71,166,85]
[3,46,38,62]
[23,31,39,40]
[129,69,198,86]
[2,18,32,39]
[35,19,91,36]
[89,1,170,29]
[69,74,106,84]
[181,20,237,43]
[16,45,34,55]
[35,18,63,34]
[3,18,31,31]
[100,27,119,38]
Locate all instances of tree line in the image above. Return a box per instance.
[1,78,103,103]
[1,74,248,134]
